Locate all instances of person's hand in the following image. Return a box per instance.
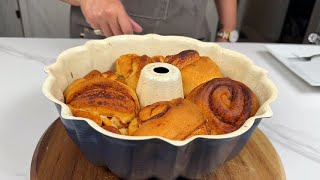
[79,0,143,37]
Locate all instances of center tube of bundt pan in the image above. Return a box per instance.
[136,62,184,107]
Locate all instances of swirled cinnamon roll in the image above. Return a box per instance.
[132,98,209,140]
[115,54,164,90]
[187,78,259,134]
[165,50,223,96]
[64,70,140,135]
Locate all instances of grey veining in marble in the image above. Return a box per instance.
[261,122,320,163]
[0,44,55,65]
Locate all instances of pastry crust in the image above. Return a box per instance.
[133,98,208,140]
[165,50,223,96]
[63,51,259,137]
[64,70,140,134]
[187,78,259,134]
[115,54,163,90]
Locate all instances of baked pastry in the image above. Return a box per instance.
[64,70,125,103]
[187,78,259,134]
[185,123,212,139]
[131,98,209,140]
[64,70,140,135]
[115,54,164,90]
[64,51,258,137]
[165,50,223,96]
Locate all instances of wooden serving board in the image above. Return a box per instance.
[31,119,285,180]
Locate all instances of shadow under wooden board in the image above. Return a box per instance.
[30,118,285,180]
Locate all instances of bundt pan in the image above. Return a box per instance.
[42,34,277,179]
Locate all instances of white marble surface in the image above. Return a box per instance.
[0,38,319,180]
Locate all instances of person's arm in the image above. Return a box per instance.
[60,0,142,36]
[214,0,237,42]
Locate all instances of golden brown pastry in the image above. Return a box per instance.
[132,98,209,140]
[165,50,223,96]
[185,123,212,139]
[64,70,140,135]
[187,78,259,134]
[64,70,125,103]
[115,54,164,90]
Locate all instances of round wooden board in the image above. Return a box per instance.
[31,119,285,180]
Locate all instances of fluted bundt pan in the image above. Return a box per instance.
[43,34,277,179]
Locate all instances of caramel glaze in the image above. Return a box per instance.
[165,50,199,69]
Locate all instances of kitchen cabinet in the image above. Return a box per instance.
[0,0,24,37]
[240,0,290,42]
[304,0,320,44]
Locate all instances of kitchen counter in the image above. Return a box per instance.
[0,38,319,180]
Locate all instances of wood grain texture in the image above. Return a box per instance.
[31,119,285,180]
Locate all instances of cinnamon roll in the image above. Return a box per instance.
[165,50,223,96]
[64,70,140,135]
[115,54,164,90]
[132,98,209,140]
[187,78,259,134]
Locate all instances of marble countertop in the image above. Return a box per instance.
[0,38,319,180]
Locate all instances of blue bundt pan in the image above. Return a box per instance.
[43,34,277,179]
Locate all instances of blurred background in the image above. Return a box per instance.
[1,0,319,43]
